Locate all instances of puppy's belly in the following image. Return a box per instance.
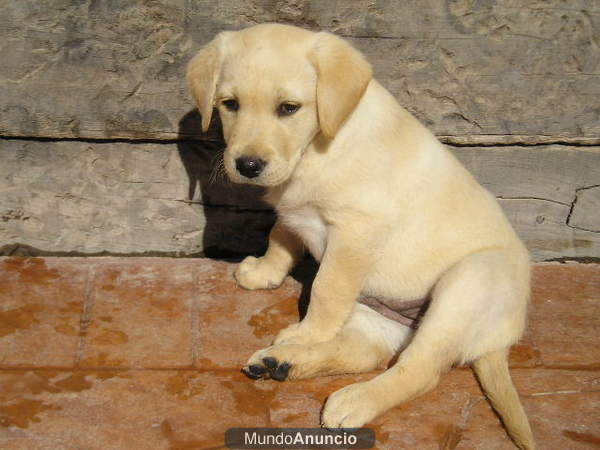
[361,255,441,307]
[280,207,328,261]
[362,274,430,309]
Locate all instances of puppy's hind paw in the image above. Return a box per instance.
[321,382,380,429]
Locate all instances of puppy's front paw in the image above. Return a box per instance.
[321,381,380,429]
[234,256,287,290]
[274,321,337,346]
[274,322,318,346]
[242,342,327,381]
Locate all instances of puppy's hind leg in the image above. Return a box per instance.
[322,249,534,448]
[243,304,413,381]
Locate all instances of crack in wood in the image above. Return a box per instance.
[566,184,600,234]
[496,196,571,207]
[2,134,599,147]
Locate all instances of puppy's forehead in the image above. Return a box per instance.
[219,26,317,95]
[222,48,313,83]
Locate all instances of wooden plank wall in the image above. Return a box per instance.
[1,1,598,260]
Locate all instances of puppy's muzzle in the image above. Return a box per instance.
[235,156,266,178]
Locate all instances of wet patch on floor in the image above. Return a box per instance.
[0,304,43,337]
[0,399,61,429]
[247,296,298,338]
[2,258,60,285]
[166,372,205,400]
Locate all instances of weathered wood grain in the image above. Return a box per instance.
[0,0,598,142]
[452,145,600,260]
[0,139,272,257]
[1,139,597,259]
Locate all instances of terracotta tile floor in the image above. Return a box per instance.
[0,257,599,449]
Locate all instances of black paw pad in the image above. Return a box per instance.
[271,362,292,381]
[262,357,278,369]
[242,365,267,380]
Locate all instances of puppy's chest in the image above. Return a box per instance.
[279,206,328,261]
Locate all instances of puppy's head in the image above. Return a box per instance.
[187,24,372,186]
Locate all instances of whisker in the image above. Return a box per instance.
[208,153,228,187]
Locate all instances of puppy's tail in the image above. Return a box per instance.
[471,349,535,450]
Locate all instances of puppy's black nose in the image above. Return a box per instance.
[235,157,266,178]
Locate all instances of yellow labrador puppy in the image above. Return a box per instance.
[187,23,535,449]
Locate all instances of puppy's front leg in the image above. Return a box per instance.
[275,227,374,345]
[235,220,303,290]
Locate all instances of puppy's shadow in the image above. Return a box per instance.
[290,257,319,320]
[176,109,317,319]
[176,109,275,260]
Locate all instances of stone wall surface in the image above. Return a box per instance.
[1,0,599,142]
[0,138,273,257]
[1,138,598,261]
[0,0,599,259]
[452,145,600,261]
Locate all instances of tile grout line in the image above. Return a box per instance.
[266,383,280,427]
[74,263,97,367]
[190,263,201,367]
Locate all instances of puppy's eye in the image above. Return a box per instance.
[222,99,239,112]
[278,102,300,116]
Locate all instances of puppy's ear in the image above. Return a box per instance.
[309,32,372,140]
[186,33,228,132]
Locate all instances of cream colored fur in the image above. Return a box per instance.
[187,23,535,449]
